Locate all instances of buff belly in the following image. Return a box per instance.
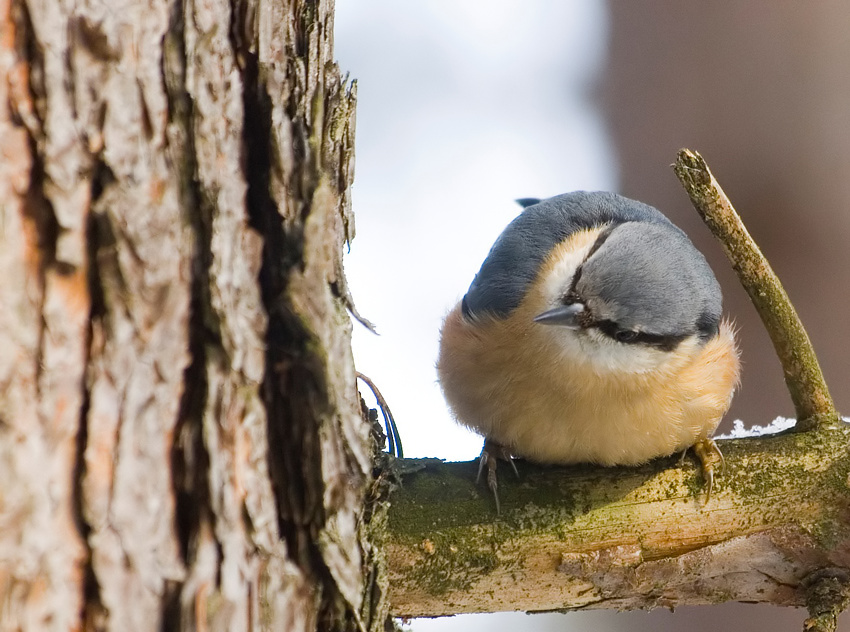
[437,304,739,467]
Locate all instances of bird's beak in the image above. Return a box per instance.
[533,303,585,329]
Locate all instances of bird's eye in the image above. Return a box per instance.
[614,329,638,343]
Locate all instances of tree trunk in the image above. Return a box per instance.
[0,0,388,630]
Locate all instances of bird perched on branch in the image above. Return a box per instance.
[437,192,740,511]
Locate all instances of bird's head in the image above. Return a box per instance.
[532,221,722,374]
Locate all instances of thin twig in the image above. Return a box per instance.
[672,149,838,431]
[334,257,379,333]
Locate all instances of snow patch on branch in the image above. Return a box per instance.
[716,417,797,439]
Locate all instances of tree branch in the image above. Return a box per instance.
[386,426,850,616]
[672,149,838,431]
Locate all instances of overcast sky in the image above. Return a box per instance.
[336,0,613,464]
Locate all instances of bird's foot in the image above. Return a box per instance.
[691,437,725,501]
[476,439,518,514]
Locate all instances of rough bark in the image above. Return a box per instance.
[387,426,850,617]
[0,0,387,630]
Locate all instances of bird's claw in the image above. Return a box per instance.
[477,440,517,514]
[691,437,725,502]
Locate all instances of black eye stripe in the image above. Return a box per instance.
[585,224,617,259]
[614,329,638,343]
[562,224,618,304]
[595,320,686,352]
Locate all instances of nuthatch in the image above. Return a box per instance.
[437,192,740,510]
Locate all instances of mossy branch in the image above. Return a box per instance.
[672,149,838,431]
[386,426,850,617]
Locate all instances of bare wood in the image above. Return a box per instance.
[673,149,838,431]
[386,426,850,616]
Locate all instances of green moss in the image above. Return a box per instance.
[664,478,681,500]
[682,468,703,499]
[388,457,669,544]
[409,545,499,595]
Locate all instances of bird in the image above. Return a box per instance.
[437,191,740,511]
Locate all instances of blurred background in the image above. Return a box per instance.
[335,1,850,630]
